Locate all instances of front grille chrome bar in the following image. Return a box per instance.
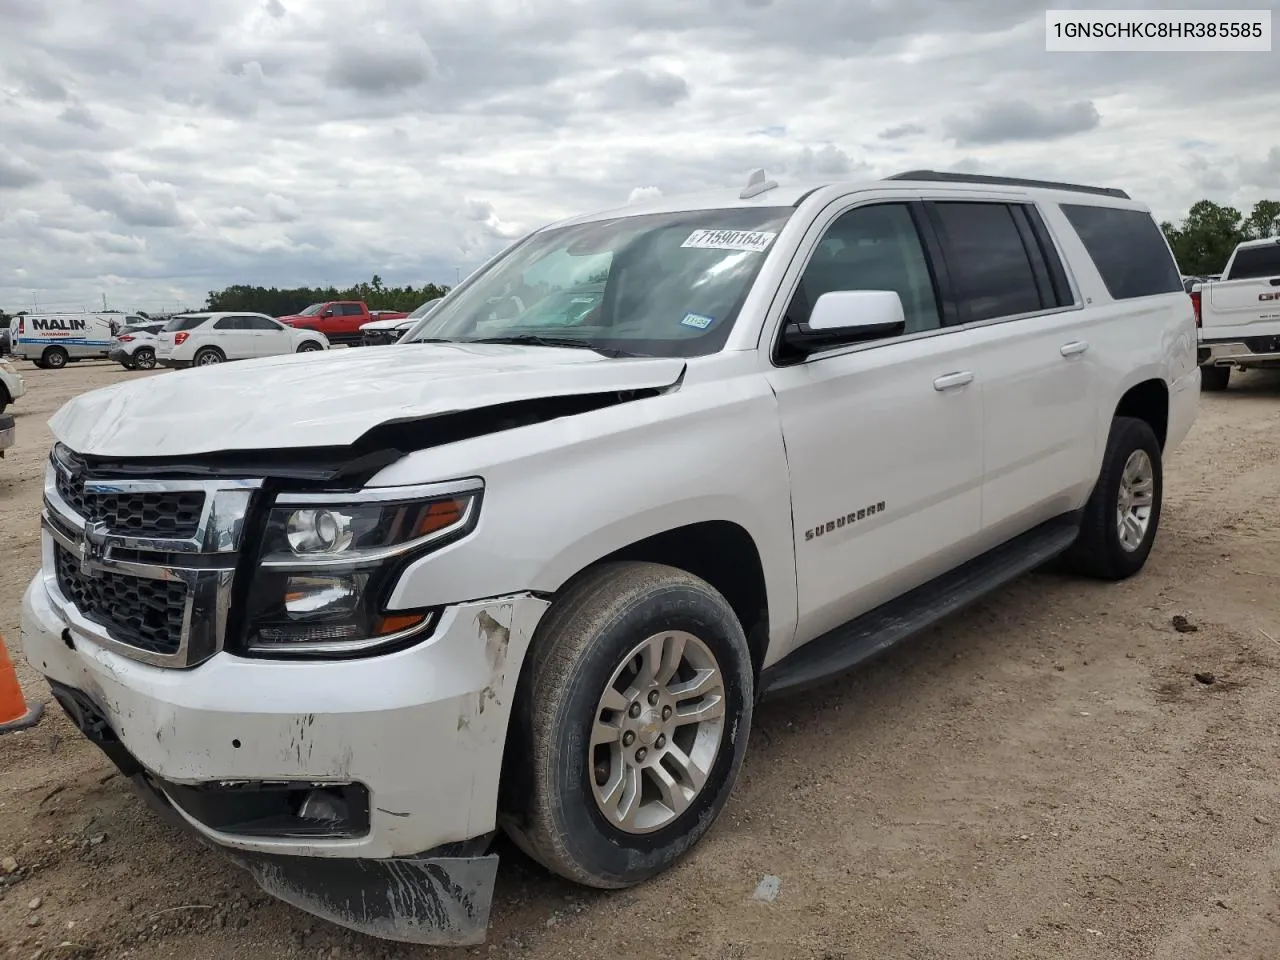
[40,451,263,669]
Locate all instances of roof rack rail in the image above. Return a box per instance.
[884,170,1130,200]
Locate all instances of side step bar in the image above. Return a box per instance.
[759,512,1082,700]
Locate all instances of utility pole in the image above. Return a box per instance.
[101,292,107,311]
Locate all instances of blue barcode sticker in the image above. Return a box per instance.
[681,313,715,330]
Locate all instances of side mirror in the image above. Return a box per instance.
[784,289,906,353]
[322,308,335,317]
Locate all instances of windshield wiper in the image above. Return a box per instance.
[467,335,635,357]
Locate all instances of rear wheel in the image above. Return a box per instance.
[41,347,68,369]
[502,561,753,889]
[193,347,224,367]
[133,348,156,370]
[1200,364,1230,391]
[0,384,9,415]
[1063,416,1163,581]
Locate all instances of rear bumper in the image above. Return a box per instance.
[107,348,131,364]
[1198,336,1280,366]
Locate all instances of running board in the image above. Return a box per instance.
[759,512,1082,700]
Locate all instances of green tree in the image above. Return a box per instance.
[1161,200,1244,276]
[204,276,451,315]
[1243,200,1280,241]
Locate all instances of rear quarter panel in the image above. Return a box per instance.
[1037,200,1198,466]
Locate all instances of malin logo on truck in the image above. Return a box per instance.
[31,317,88,332]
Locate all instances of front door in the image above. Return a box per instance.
[211,316,256,359]
[765,200,987,652]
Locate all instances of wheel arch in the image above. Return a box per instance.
[1113,376,1169,450]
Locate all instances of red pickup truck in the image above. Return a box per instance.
[276,301,407,346]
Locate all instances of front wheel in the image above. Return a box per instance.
[502,562,753,889]
[296,341,323,353]
[1063,416,1163,580]
[1200,364,1230,391]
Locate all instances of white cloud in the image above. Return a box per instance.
[0,0,1273,312]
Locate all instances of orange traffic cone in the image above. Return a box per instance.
[0,632,43,734]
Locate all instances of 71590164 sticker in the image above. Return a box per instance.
[681,229,777,253]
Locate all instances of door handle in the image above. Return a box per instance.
[1060,340,1089,357]
[933,371,974,391]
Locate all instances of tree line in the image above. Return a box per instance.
[204,274,451,316]
[1160,199,1280,276]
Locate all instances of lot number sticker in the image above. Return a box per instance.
[681,313,715,330]
[681,229,777,253]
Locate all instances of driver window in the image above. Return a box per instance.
[787,203,941,337]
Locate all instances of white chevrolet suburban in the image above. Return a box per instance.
[21,170,1199,945]
[1193,236,1280,390]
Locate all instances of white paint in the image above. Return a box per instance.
[21,173,1200,891]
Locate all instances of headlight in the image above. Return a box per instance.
[241,481,481,657]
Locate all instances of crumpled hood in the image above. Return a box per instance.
[49,343,686,458]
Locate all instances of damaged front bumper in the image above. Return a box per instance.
[21,576,550,944]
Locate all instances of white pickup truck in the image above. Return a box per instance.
[21,170,1198,945]
[1193,236,1280,390]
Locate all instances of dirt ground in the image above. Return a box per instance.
[2,360,1280,960]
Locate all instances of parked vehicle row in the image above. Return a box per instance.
[278,300,406,347]
[8,311,146,368]
[361,297,442,345]
[22,169,1198,946]
[154,312,329,367]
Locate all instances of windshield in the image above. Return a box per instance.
[298,303,326,317]
[404,207,793,357]
[407,298,442,320]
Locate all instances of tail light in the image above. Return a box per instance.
[118,335,135,342]
[15,318,23,334]
[1190,290,1202,327]
[174,332,190,345]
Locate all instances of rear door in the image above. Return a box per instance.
[922,198,1097,543]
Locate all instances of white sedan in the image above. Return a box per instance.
[156,312,329,368]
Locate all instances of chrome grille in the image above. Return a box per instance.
[53,469,205,539]
[41,446,262,668]
[52,543,187,655]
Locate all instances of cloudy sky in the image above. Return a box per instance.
[0,0,1274,314]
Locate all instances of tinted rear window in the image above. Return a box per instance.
[164,315,209,332]
[1227,244,1280,281]
[931,202,1044,322]
[1060,204,1181,300]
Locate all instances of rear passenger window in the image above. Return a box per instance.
[788,203,941,336]
[931,202,1044,322]
[1227,244,1280,281]
[1060,204,1182,299]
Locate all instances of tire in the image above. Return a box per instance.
[1200,364,1230,391]
[296,341,323,353]
[1063,416,1162,581]
[0,385,9,415]
[501,561,753,889]
[133,348,156,370]
[41,347,68,370]
[193,347,224,367]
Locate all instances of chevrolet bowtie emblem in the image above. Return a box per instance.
[78,523,108,574]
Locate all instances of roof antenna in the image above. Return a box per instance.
[739,167,778,199]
